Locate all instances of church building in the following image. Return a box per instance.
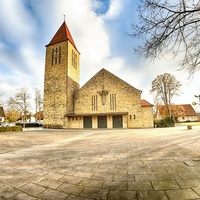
[43,21,154,129]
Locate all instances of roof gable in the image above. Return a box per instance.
[141,99,153,107]
[158,104,197,117]
[80,68,142,94]
[46,22,77,49]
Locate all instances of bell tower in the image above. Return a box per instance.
[43,21,80,127]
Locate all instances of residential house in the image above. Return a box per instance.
[157,104,198,122]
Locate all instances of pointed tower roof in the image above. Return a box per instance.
[46,21,77,49]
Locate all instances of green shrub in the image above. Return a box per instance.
[43,124,63,129]
[0,126,22,132]
[154,117,175,128]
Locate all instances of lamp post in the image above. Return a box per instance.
[192,95,200,106]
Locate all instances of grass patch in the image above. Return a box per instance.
[177,122,200,126]
[0,126,22,132]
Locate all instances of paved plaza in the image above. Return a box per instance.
[0,126,200,199]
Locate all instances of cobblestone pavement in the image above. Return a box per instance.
[0,126,200,199]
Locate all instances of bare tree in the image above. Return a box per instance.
[33,88,43,114]
[5,108,21,122]
[150,73,182,117]
[8,88,31,122]
[131,0,200,76]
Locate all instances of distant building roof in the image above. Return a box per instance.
[0,106,5,117]
[178,104,197,116]
[34,111,43,120]
[158,104,197,117]
[141,99,153,107]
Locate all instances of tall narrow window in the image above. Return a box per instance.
[75,54,77,69]
[72,50,74,66]
[51,49,54,65]
[110,94,116,110]
[52,47,61,65]
[73,52,76,68]
[92,95,98,111]
[54,48,58,65]
[58,47,61,64]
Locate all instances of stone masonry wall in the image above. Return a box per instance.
[43,41,80,126]
[141,106,154,127]
[74,69,144,128]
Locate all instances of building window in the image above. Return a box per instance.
[75,54,77,69]
[51,49,54,65]
[72,50,74,66]
[59,47,61,63]
[92,95,98,111]
[72,117,78,121]
[110,94,116,110]
[72,50,78,69]
[52,47,61,65]
[73,52,76,68]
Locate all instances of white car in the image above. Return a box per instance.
[1,122,15,127]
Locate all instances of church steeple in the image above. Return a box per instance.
[43,21,80,127]
[46,22,77,50]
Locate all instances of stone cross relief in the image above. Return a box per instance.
[98,85,109,105]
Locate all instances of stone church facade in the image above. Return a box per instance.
[43,21,154,129]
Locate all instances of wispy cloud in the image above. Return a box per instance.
[0,0,199,112]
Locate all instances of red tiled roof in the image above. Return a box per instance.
[157,104,197,117]
[177,104,197,116]
[141,99,153,107]
[46,22,77,49]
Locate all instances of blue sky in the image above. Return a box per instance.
[0,0,200,112]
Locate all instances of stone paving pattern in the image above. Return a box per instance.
[0,127,200,199]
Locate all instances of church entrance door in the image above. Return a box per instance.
[113,116,122,128]
[83,117,92,128]
[98,116,107,128]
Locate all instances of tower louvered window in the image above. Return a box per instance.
[52,47,61,65]
[72,50,77,69]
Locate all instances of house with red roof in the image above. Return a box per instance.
[157,104,198,122]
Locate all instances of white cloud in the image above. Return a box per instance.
[0,0,36,43]
[0,0,199,114]
[103,0,123,19]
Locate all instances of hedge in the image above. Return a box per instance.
[154,117,175,128]
[43,124,63,129]
[0,126,22,132]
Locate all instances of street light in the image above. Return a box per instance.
[192,95,200,106]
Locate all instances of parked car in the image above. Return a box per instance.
[1,122,15,127]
